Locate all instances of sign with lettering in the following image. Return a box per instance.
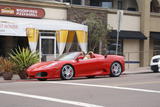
[0,5,45,18]
[0,21,26,36]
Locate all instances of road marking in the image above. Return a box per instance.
[0,91,103,107]
[114,81,160,86]
[2,81,160,94]
[45,81,160,94]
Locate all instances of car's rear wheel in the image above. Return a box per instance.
[110,62,122,77]
[61,65,74,80]
[37,78,47,81]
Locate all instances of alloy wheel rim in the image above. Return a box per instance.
[111,62,122,76]
[62,65,74,79]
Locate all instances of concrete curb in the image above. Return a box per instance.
[124,67,151,74]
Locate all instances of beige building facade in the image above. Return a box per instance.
[0,0,160,69]
[65,0,160,69]
[0,0,67,59]
[0,0,87,61]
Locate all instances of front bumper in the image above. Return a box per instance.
[27,68,60,79]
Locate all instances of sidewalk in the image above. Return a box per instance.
[124,67,152,74]
[0,75,23,83]
[0,67,152,82]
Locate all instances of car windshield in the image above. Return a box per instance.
[55,52,81,61]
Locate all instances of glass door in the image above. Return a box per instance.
[39,36,56,61]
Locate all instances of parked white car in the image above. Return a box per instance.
[150,55,160,72]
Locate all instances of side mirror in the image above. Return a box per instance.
[76,56,84,61]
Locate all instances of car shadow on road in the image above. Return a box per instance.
[123,71,159,75]
[45,75,128,82]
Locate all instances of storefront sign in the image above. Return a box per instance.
[0,5,45,18]
[0,21,26,36]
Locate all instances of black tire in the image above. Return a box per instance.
[37,78,47,81]
[151,65,159,73]
[110,62,122,77]
[153,70,159,73]
[61,65,74,80]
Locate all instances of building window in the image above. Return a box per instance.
[90,0,113,8]
[90,0,99,6]
[63,0,81,5]
[117,0,123,9]
[72,0,81,5]
[63,0,71,3]
[102,2,112,8]
[150,0,160,13]
[107,39,123,55]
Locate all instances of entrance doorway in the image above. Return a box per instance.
[39,32,57,61]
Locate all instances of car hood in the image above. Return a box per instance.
[27,61,59,71]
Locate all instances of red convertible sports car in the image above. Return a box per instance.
[27,52,125,81]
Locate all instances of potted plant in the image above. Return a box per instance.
[0,57,15,80]
[9,47,39,79]
[0,57,3,76]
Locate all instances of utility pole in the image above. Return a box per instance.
[116,10,123,55]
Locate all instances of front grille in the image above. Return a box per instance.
[36,72,48,77]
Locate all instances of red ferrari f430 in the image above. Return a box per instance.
[27,52,125,81]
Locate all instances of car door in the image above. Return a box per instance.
[74,58,100,77]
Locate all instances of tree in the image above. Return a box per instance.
[84,13,112,54]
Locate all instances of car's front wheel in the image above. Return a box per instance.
[110,62,122,77]
[61,65,74,80]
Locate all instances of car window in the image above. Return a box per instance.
[55,52,80,61]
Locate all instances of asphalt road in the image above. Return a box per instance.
[0,71,160,107]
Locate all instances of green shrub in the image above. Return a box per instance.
[9,47,39,72]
